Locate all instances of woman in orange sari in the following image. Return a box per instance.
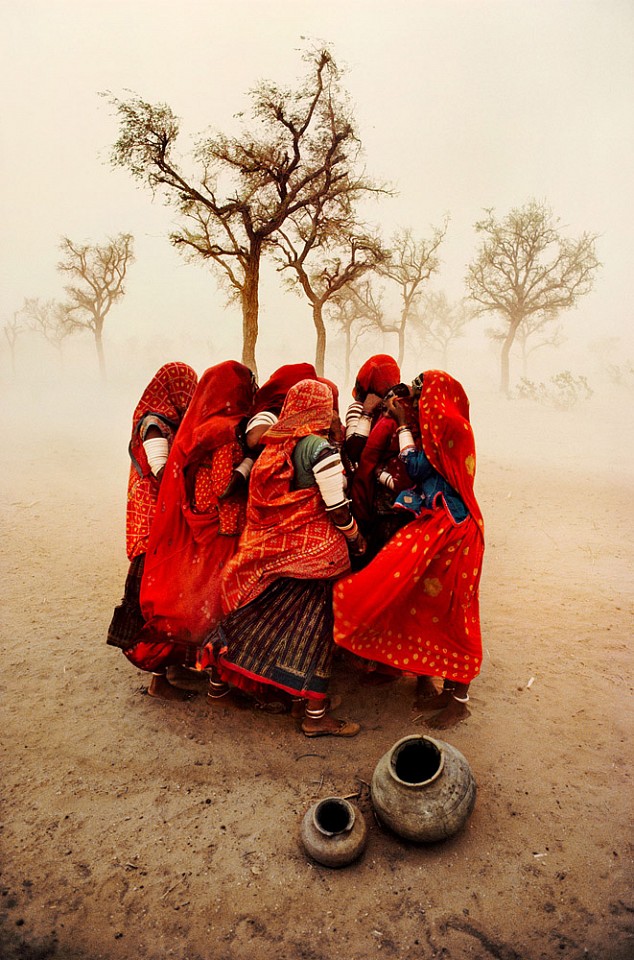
[199,379,363,736]
[107,363,198,681]
[123,361,256,698]
[333,370,485,729]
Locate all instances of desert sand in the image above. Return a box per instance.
[1,372,632,960]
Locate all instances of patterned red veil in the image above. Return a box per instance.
[334,370,485,684]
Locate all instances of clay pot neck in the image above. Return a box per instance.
[389,736,445,787]
[312,797,356,836]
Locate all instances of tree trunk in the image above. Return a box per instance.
[500,320,520,396]
[397,321,406,371]
[95,324,107,383]
[241,250,261,379]
[312,302,326,376]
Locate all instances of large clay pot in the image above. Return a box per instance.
[371,734,476,842]
[300,797,368,867]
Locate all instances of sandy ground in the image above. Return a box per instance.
[1,376,632,960]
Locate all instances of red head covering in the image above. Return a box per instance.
[252,363,318,415]
[172,361,256,467]
[355,354,401,399]
[129,362,198,478]
[317,376,340,414]
[416,370,483,534]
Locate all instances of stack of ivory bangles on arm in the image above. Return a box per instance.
[313,451,359,541]
[396,424,416,454]
[143,436,169,476]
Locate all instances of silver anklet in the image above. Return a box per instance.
[453,693,470,703]
[305,706,327,719]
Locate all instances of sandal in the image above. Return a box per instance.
[301,718,361,738]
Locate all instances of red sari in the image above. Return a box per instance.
[252,363,318,416]
[125,361,255,671]
[334,370,485,685]
[221,379,349,613]
[198,380,350,699]
[126,362,198,561]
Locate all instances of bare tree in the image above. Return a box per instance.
[105,48,382,377]
[328,282,385,391]
[412,291,473,368]
[275,220,388,374]
[379,222,448,368]
[466,200,600,394]
[20,297,74,369]
[57,233,134,381]
[3,313,24,376]
[487,310,566,379]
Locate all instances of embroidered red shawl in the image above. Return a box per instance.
[126,362,198,560]
[137,361,255,645]
[221,379,350,613]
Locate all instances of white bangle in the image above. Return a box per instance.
[234,457,254,480]
[397,428,415,453]
[143,436,169,475]
[453,694,470,703]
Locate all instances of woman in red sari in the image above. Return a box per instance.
[198,379,363,736]
[123,361,256,698]
[107,362,198,680]
[333,370,485,729]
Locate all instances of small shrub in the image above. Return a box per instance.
[515,371,593,410]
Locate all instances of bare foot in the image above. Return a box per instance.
[413,689,454,713]
[147,674,192,702]
[425,698,470,730]
[413,676,444,711]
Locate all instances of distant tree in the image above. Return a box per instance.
[466,200,600,394]
[3,313,24,376]
[379,222,448,368]
[413,291,474,368]
[57,233,134,381]
[275,220,388,374]
[486,310,566,380]
[328,282,385,391]
[106,48,384,377]
[20,297,74,369]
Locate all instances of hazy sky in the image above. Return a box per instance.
[1,0,633,379]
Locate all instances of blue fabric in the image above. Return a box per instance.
[397,447,468,523]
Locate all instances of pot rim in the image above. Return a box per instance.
[311,796,356,836]
[387,734,445,787]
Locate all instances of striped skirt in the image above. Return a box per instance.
[209,577,335,699]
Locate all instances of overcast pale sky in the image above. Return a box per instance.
[1,0,632,379]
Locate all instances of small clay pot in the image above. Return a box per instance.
[300,797,368,867]
[371,734,476,843]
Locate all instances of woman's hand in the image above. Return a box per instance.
[218,470,246,500]
[385,396,407,426]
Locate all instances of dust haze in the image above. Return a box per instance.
[1,2,632,958]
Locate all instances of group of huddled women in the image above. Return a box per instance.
[107,355,484,736]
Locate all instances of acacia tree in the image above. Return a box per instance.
[3,313,24,376]
[379,222,448,368]
[466,200,600,394]
[487,310,566,379]
[58,233,134,381]
[413,291,473,368]
[275,217,388,374]
[328,282,386,391]
[106,48,376,377]
[20,297,74,369]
